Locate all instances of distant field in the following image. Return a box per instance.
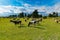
[0,17,60,40]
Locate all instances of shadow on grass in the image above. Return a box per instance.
[28,25,46,30]
[33,24,46,30]
[18,25,26,28]
[34,26,45,30]
[18,24,26,28]
[34,24,46,30]
[18,24,46,30]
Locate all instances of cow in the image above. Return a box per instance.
[28,18,43,26]
[54,19,60,23]
[28,20,36,26]
[10,19,21,25]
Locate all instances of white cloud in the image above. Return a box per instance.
[0,3,60,16]
[0,5,23,13]
[23,3,31,7]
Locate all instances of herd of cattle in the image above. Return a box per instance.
[10,18,42,27]
[10,18,60,27]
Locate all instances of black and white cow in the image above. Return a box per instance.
[28,18,42,26]
[28,20,36,26]
[10,19,21,25]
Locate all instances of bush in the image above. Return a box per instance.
[43,16,47,19]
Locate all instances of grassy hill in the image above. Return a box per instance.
[0,18,60,40]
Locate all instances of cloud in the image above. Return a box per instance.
[0,2,60,16]
[22,3,31,7]
[0,5,23,13]
[0,5,24,16]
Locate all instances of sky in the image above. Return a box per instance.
[0,0,60,16]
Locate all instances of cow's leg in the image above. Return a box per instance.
[57,21,58,23]
[19,21,21,25]
[28,22,31,27]
[34,21,37,27]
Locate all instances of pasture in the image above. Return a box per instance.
[0,17,60,40]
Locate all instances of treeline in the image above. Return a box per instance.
[8,9,58,18]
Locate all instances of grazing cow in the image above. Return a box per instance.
[55,20,58,23]
[28,20,36,26]
[55,19,60,23]
[28,18,42,26]
[10,20,21,25]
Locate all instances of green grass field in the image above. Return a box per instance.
[0,18,60,40]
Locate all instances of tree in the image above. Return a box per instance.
[53,12,58,17]
[27,14,31,18]
[53,12,56,17]
[48,12,58,17]
[18,12,24,18]
[9,15,17,18]
[48,13,53,17]
[24,13,27,17]
[43,16,47,19]
[31,10,39,18]
[39,14,42,18]
[56,12,58,17]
